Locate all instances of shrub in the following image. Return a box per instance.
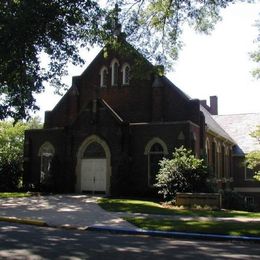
[155,146,211,201]
[0,118,42,191]
[0,161,22,191]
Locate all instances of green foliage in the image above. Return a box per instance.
[155,146,211,200]
[246,125,260,181]
[117,0,239,69]
[0,0,103,121]
[1,1,258,121]
[125,217,260,237]
[0,118,42,191]
[0,192,32,198]
[99,197,260,218]
[251,17,260,79]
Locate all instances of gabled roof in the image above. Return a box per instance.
[161,76,191,101]
[213,113,260,154]
[200,105,234,143]
[100,99,124,124]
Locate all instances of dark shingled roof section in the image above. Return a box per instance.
[162,76,235,144]
[200,105,234,143]
[213,113,260,155]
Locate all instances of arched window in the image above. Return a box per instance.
[100,66,108,87]
[206,139,210,164]
[83,142,106,158]
[38,142,55,184]
[216,143,221,178]
[145,138,168,186]
[111,59,119,86]
[221,144,225,178]
[212,141,216,176]
[122,63,130,85]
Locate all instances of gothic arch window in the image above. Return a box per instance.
[216,143,221,178]
[211,141,216,176]
[111,58,119,86]
[221,144,225,178]
[100,66,108,88]
[122,63,130,85]
[206,138,210,163]
[83,142,106,158]
[144,138,168,186]
[38,142,55,184]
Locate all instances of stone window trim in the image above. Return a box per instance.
[121,63,130,85]
[110,58,120,86]
[99,66,108,88]
[38,141,55,157]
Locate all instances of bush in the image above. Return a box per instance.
[155,146,211,201]
[0,161,22,191]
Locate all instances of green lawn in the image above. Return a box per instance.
[0,192,32,199]
[125,217,260,237]
[98,198,260,218]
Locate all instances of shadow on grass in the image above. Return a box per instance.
[98,198,260,218]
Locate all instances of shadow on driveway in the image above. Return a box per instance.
[0,194,135,229]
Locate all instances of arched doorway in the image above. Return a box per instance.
[76,135,111,194]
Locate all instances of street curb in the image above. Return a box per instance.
[0,216,47,227]
[1,216,260,243]
[87,225,260,243]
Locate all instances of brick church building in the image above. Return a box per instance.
[23,38,260,208]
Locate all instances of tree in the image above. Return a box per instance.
[0,118,42,191]
[251,17,260,79]
[246,125,260,181]
[118,0,243,66]
[155,146,211,201]
[0,0,103,121]
[1,0,257,121]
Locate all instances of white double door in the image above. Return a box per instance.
[81,159,106,192]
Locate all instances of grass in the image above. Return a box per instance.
[98,198,260,218]
[125,217,260,237]
[0,192,32,199]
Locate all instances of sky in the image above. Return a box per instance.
[35,2,260,120]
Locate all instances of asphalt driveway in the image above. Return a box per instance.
[0,194,135,229]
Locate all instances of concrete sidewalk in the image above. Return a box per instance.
[0,194,135,229]
[1,194,260,243]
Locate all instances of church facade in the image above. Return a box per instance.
[23,41,260,209]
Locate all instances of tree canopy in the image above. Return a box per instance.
[0,117,42,191]
[0,0,103,121]
[246,125,260,181]
[0,0,258,120]
[251,18,260,79]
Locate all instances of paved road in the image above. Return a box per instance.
[0,222,259,260]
